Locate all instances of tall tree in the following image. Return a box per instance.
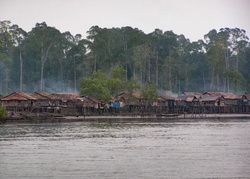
[28,22,63,91]
[9,24,27,92]
[0,20,13,94]
[66,34,86,92]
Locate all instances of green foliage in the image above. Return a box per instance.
[1,20,250,93]
[224,70,244,92]
[111,65,126,82]
[80,70,111,101]
[107,78,123,96]
[0,106,7,119]
[141,83,158,100]
[92,69,108,82]
[80,79,110,101]
[80,68,128,101]
[125,77,141,94]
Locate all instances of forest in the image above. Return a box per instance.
[0,20,250,98]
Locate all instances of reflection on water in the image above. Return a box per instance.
[0,119,250,178]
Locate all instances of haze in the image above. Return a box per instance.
[1,0,250,41]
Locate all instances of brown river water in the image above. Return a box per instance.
[0,118,250,178]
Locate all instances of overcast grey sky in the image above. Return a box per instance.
[1,0,250,42]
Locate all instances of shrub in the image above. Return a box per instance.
[0,106,7,119]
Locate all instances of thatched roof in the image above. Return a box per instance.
[242,94,250,100]
[50,93,79,102]
[132,92,142,99]
[176,94,199,102]
[77,96,99,103]
[203,92,227,96]
[116,92,142,100]
[222,94,242,100]
[1,92,37,101]
[158,94,175,101]
[200,95,219,102]
[181,92,202,97]
[31,92,51,100]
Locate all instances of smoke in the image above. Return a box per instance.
[44,78,78,94]
[158,90,178,97]
[17,79,78,94]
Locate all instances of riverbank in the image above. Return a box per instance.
[1,113,250,124]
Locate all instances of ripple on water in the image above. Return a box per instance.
[1,120,250,178]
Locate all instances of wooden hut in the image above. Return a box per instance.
[50,93,79,107]
[221,94,242,106]
[112,92,143,113]
[75,96,101,114]
[219,94,242,113]
[242,93,250,105]
[76,96,99,108]
[203,92,226,96]
[47,94,62,107]
[31,92,52,107]
[30,92,63,113]
[199,95,220,113]
[242,93,250,113]
[115,92,142,105]
[176,93,200,107]
[157,94,175,113]
[1,92,37,111]
[181,92,202,97]
[200,95,220,106]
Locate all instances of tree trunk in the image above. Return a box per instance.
[148,55,151,83]
[40,62,44,91]
[217,74,220,91]
[169,66,172,91]
[74,57,76,93]
[20,49,23,92]
[210,68,214,91]
[140,61,143,84]
[202,72,206,92]
[40,43,53,91]
[178,78,181,94]
[155,50,158,87]
[40,48,44,91]
[236,55,239,71]
[94,54,97,71]
[185,64,188,90]
[0,64,2,94]
[124,39,128,82]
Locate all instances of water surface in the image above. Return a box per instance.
[0,119,250,178]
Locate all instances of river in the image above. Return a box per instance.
[0,118,250,178]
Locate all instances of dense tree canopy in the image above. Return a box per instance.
[0,21,249,96]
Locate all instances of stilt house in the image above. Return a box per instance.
[1,92,37,111]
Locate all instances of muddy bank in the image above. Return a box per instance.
[1,113,250,124]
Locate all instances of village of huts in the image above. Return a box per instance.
[0,91,250,120]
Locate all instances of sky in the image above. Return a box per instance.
[1,0,250,42]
